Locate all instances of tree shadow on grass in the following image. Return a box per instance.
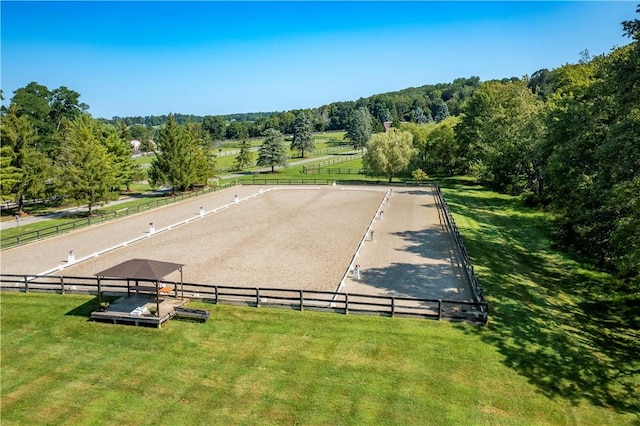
[444,184,640,415]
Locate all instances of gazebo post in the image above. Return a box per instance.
[127,278,130,297]
[180,268,184,300]
[97,276,102,306]
[155,281,160,317]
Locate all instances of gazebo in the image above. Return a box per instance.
[94,258,184,317]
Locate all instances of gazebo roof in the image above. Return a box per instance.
[94,258,184,281]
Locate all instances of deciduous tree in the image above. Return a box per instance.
[362,129,415,183]
[456,80,544,196]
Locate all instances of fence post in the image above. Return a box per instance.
[60,276,65,294]
[391,296,395,318]
[214,286,219,304]
[256,288,260,307]
[438,299,442,320]
[345,293,349,315]
[23,275,29,293]
[299,290,304,311]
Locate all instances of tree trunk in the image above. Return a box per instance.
[18,193,25,216]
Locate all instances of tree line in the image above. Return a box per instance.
[103,76,479,140]
[1,6,637,290]
[361,7,639,291]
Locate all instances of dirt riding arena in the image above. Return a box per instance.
[0,185,473,301]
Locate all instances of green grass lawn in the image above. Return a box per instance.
[1,178,638,425]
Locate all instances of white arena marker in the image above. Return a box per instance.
[200,206,204,217]
[370,230,375,241]
[353,264,361,280]
[149,222,155,235]
[379,211,384,220]
[234,195,239,203]
[67,250,75,264]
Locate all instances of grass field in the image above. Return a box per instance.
[1,179,638,425]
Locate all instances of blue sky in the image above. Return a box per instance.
[1,1,635,119]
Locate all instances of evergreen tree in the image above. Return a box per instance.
[346,107,373,151]
[381,109,393,123]
[257,128,287,172]
[235,139,254,170]
[412,107,431,124]
[430,98,450,123]
[291,111,315,158]
[0,109,52,213]
[149,115,214,192]
[105,127,143,191]
[56,114,118,216]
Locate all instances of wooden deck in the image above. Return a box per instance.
[90,295,189,328]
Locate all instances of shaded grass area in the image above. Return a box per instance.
[440,178,639,417]
[1,294,635,425]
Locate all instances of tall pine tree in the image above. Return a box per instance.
[149,115,214,192]
[257,128,287,173]
[291,111,315,158]
[56,114,118,216]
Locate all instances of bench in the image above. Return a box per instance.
[173,307,210,322]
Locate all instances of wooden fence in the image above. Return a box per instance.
[432,183,487,308]
[303,153,363,174]
[1,181,238,250]
[306,168,362,175]
[1,180,488,324]
[0,274,488,324]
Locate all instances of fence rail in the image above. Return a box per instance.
[432,183,486,311]
[303,153,363,174]
[1,181,238,250]
[246,179,332,186]
[0,274,488,324]
[307,168,363,175]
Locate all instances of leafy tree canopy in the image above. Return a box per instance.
[362,129,415,182]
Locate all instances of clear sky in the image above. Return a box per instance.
[1,1,635,119]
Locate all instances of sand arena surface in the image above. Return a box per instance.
[1,185,472,300]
